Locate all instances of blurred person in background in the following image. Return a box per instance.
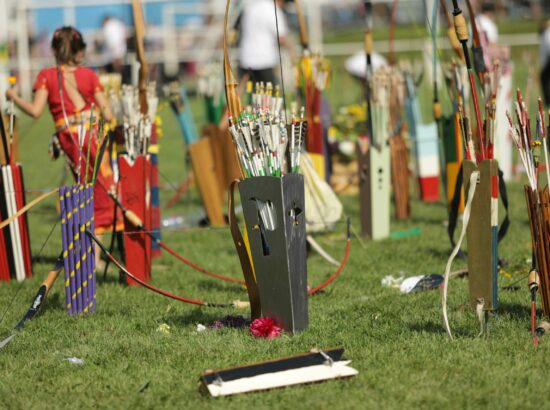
[102,15,129,83]
[540,20,550,105]
[237,0,291,85]
[5,26,121,268]
[476,2,498,46]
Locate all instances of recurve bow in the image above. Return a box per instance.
[131,0,149,115]
[223,0,242,118]
[440,0,463,61]
[464,0,487,84]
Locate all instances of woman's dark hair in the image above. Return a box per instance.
[51,26,86,65]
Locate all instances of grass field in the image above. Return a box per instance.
[0,31,548,409]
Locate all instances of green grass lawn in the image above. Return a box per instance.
[0,38,547,409]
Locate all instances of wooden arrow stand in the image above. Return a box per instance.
[357,138,390,240]
[119,155,152,285]
[464,159,499,310]
[239,174,308,334]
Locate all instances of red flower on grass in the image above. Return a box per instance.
[249,317,282,339]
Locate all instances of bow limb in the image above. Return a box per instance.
[0,188,59,230]
[451,0,486,160]
[363,0,374,146]
[131,0,149,115]
[387,0,398,66]
[431,0,442,122]
[0,256,63,349]
[88,230,243,308]
[93,173,245,285]
[308,219,351,295]
[439,0,463,61]
[464,0,487,83]
[223,0,241,118]
[294,0,309,52]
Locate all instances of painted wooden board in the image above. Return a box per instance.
[464,159,499,310]
[358,138,391,240]
[203,124,226,200]
[12,164,32,277]
[149,123,161,258]
[405,75,440,202]
[239,175,307,334]
[119,155,152,285]
[415,123,440,202]
[188,138,225,226]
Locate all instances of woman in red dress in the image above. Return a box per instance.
[5,26,122,266]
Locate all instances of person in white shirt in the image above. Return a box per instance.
[237,0,290,85]
[102,16,128,81]
[476,3,498,45]
[540,21,550,105]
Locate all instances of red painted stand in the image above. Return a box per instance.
[119,155,152,285]
[0,164,32,281]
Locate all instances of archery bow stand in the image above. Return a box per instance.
[0,89,32,283]
[233,174,308,334]
[119,154,152,285]
[357,71,391,241]
[463,159,499,312]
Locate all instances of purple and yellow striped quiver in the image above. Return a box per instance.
[60,184,96,315]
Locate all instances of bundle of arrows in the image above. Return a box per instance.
[228,91,305,179]
[507,93,550,342]
[118,83,159,161]
[228,89,306,233]
[198,63,224,125]
[60,183,96,314]
[0,79,32,282]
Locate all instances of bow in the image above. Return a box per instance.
[88,231,244,308]
[439,0,463,61]
[362,0,375,148]
[387,0,398,66]
[82,166,244,285]
[450,0,486,160]
[294,0,309,52]
[223,0,242,119]
[464,0,487,83]
[131,0,149,115]
[0,95,11,163]
[0,256,63,349]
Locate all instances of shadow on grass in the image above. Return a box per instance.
[427,247,468,260]
[39,292,64,313]
[98,272,125,285]
[31,255,62,265]
[407,320,485,338]
[162,309,239,327]
[196,280,246,295]
[496,302,539,321]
